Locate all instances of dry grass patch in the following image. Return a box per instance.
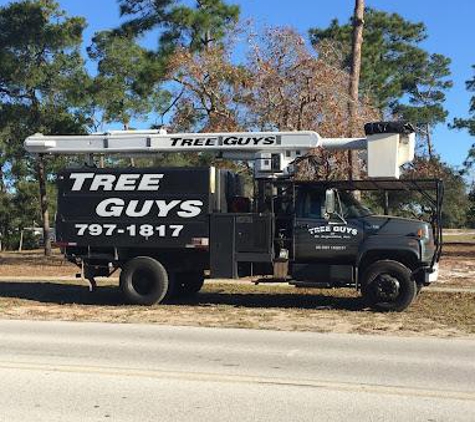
[0,249,77,277]
[438,244,475,288]
[0,280,473,337]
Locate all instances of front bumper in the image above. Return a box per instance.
[423,262,439,285]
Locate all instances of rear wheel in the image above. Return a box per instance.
[361,260,417,312]
[120,257,170,305]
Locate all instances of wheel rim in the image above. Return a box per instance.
[373,273,400,302]
[131,268,155,296]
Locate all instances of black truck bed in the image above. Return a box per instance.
[56,167,212,249]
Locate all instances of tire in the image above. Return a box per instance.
[120,257,169,305]
[171,272,205,297]
[361,260,417,312]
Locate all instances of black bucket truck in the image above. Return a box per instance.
[25,122,443,311]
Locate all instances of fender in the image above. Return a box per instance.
[357,237,421,267]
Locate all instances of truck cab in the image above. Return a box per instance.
[287,180,442,311]
[293,184,438,270]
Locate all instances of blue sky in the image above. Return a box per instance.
[1,0,474,168]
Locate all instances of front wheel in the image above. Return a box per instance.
[361,260,417,312]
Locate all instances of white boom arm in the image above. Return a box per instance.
[25,131,327,153]
[24,129,415,179]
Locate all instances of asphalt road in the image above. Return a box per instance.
[0,320,474,422]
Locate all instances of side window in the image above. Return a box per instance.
[340,192,354,218]
[296,190,324,219]
[339,191,372,218]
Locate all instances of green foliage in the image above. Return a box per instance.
[0,0,89,178]
[87,30,168,129]
[393,53,452,155]
[466,184,475,228]
[439,169,469,228]
[452,65,475,137]
[452,65,475,172]
[118,0,240,54]
[406,159,467,228]
[363,157,468,228]
[309,8,452,119]
[0,179,57,250]
[0,0,90,251]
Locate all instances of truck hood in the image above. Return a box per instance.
[361,215,427,237]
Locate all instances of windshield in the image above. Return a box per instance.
[339,191,373,218]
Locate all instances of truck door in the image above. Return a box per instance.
[293,188,364,263]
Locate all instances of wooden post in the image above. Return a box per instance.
[18,229,24,252]
[37,154,52,256]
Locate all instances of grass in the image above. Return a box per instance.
[0,249,77,277]
[0,280,473,337]
[444,234,475,243]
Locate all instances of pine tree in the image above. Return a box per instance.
[453,65,475,137]
[309,8,450,114]
[0,0,89,255]
[395,54,452,158]
[452,65,475,171]
[118,0,240,54]
[87,30,167,130]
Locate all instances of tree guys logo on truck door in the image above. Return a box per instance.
[69,173,203,218]
[308,225,358,239]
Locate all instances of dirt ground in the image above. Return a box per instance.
[437,243,475,288]
[0,244,473,337]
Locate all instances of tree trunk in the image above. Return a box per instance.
[426,123,433,160]
[37,154,52,256]
[0,164,5,193]
[348,0,365,180]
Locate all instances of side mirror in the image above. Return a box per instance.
[325,189,336,216]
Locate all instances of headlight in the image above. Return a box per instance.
[417,224,430,240]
